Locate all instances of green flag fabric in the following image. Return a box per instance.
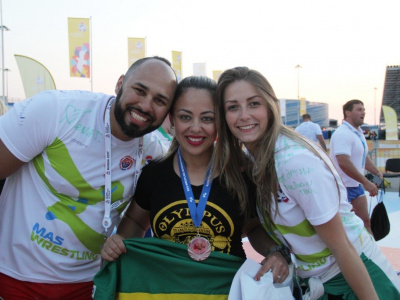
[93,237,245,300]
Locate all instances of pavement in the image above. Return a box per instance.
[242,182,400,272]
[372,183,400,271]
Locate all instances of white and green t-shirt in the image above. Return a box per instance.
[261,135,364,279]
[0,90,166,283]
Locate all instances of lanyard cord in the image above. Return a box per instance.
[102,99,143,234]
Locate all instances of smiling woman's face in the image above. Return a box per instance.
[171,87,216,157]
[223,80,268,152]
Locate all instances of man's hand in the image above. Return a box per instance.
[101,234,127,262]
[364,180,378,197]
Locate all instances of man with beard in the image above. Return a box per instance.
[330,99,382,235]
[0,56,177,299]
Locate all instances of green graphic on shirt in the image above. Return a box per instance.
[33,138,128,254]
[262,217,331,265]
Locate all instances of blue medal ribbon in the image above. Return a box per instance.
[177,147,213,228]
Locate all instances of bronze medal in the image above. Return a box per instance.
[187,236,211,261]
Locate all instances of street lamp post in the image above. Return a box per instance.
[295,64,302,100]
[4,67,9,100]
[374,87,377,125]
[0,1,9,105]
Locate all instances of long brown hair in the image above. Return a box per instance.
[215,67,333,222]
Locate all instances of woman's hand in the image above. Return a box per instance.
[101,234,127,261]
[255,252,290,283]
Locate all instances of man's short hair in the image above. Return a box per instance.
[343,99,364,119]
[124,56,176,81]
[302,114,311,121]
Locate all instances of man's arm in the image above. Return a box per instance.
[365,156,382,179]
[101,200,150,261]
[0,139,25,179]
[336,154,378,196]
[316,134,327,151]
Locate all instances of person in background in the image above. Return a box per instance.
[330,100,382,235]
[0,100,8,195]
[154,116,174,148]
[295,113,327,151]
[214,66,400,299]
[98,76,289,298]
[0,56,177,299]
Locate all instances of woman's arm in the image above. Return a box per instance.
[314,213,379,299]
[244,217,290,282]
[101,200,150,261]
[117,201,151,238]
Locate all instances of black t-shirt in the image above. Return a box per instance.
[134,155,253,258]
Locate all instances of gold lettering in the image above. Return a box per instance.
[184,208,191,216]
[203,211,212,218]
[171,209,184,219]
[158,222,168,231]
[215,225,226,234]
[209,216,222,227]
[162,215,175,224]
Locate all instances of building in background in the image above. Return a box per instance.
[380,65,400,124]
[280,99,329,129]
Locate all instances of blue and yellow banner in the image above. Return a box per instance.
[128,38,146,67]
[193,63,206,76]
[172,51,182,82]
[382,105,398,141]
[213,70,222,82]
[300,98,307,116]
[68,18,90,78]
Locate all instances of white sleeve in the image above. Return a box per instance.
[0,92,59,162]
[330,130,353,157]
[141,131,168,165]
[314,123,322,135]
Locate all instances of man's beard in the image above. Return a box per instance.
[113,87,161,139]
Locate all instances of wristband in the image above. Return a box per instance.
[266,245,292,264]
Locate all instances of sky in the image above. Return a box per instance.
[1,0,399,125]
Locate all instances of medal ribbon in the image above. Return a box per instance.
[177,147,213,228]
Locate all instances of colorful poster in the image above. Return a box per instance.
[300,97,306,116]
[172,51,182,82]
[193,63,206,76]
[14,55,56,98]
[279,98,286,118]
[68,18,90,78]
[128,37,146,67]
[382,105,398,141]
[213,70,222,82]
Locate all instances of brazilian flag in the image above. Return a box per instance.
[93,237,245,300]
